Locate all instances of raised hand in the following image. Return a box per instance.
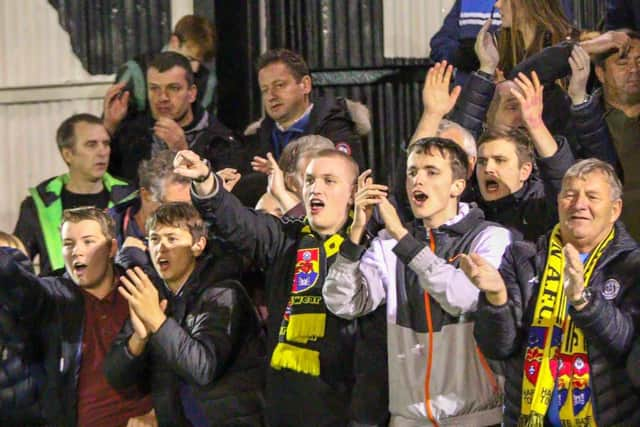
[173,150,215,195]
[378,197,407,241]
[460,253,507,306]
[475,19,499,75]
[216,168,241,192]
[563,243,587,309]
[580,31,630,56]
[153,118,188,150]
[349,170,388,244]
[119,267,167,334]
[423,60,462,118]
[511,71,544,130]
[568,45,591,106]
[103,82,130,135]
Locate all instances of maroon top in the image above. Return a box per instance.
[76,284,153,427]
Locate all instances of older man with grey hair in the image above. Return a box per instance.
[462,158,640,426]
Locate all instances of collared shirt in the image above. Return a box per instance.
[271,103,314,158]
[76,284,152,427]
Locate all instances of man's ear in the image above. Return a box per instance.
[300,75,312,96]
[285,173,299,195]
[519,161,533,182]
[451,178,466,198]
[61,146,73,165]
[188,83,198,104]
[109,238,118,258]
[191,236,207,257]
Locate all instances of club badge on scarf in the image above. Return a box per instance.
[270,223,345,377]
[518,224,614,427]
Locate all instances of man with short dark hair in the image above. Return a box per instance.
[1,207,154,426]
[474,73,575,241]
[105,51,243,184]
[324,137,512,426]
[105,202,265,426]
[107,14,218,120]
[14,113,135,275]
[246,48,368,169]
[464,158,640,425]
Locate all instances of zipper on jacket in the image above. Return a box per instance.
[423,229,438,426]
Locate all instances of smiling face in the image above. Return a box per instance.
[147,66,197,125]
[406,149,465,228]
[477,138,532,201]
[303,155,356,236]
[258,61,311,128]
[558,170,622,252]
[62,219,116,293]
[148,224,205,291]
[62,122,111,182]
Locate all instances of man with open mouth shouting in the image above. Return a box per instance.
[173,148,386,426]
[323,137,513,426]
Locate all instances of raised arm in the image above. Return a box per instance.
[174,150,289,269]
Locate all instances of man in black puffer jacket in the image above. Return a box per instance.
[462,158,640,426]
[104,202,265,426]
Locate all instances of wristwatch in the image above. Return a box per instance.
[569,287,592,306]
[194,159,212,183]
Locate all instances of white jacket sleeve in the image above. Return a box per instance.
[323,238,391,320]
[393,225,512,316]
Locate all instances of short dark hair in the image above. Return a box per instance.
[407,137,469,181]
[173,15,216,61]
[256,48,310,81]
[146,202,207,242]
[477,128,535,166]
[148,52,195,86]
[62,207,116,241]
[593,30,640,68]
[138,150,190,201]
[56,113,104,153]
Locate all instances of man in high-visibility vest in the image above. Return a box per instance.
[14,113,135,275]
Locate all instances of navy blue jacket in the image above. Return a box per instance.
[474,222,640,426]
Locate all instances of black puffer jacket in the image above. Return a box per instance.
[0,250,44,426]
[105,247,266,427]
[474,222,640,426]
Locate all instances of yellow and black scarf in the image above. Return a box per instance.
[519,224,614,427]
[270,222,345,376]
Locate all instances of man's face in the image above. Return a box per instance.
[62,220,115,289]
[558,171,622,249]
[148,66,197,123]
[258,62,311,127]
[406,149,464,224]
[142,180,192,219]
[488,81,524,132]
[148,224,204,287]
[476,138,532,201]
[62,122,110,181]
[303,156,355,236]
[597,39,640,107]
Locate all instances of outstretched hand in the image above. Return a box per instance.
[422,60,462,118]
[511,71,544,130]
[349,170,387,244]
[459,253,507,306]
[475,19,499,75]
